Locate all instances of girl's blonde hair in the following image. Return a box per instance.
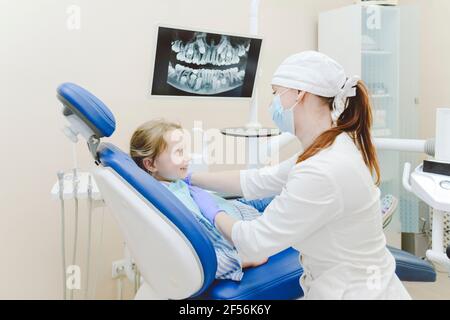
[129,119,182,172]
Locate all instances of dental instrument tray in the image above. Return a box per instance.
[51,171,102,200]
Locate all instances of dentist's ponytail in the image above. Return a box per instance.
[296,81,381,185]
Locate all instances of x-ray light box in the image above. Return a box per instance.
[150,25,263,98]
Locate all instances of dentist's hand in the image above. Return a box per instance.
[188,185,222,225]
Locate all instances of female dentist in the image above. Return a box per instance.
[186,51,411,300]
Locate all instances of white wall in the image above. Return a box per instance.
[0,0,353,299]
[399,0,450,139]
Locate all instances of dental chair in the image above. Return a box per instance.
[56,82,436,300]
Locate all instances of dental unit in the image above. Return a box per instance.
[53,82,436,300]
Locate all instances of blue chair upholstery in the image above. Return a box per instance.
[200,248,303,300]
[57,83,116,138]
[57,82,436,300]
[388,246,436,282]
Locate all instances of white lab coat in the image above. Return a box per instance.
[232,132,411,300]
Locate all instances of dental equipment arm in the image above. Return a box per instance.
[272,133,435,155]
[57,171,67,300]
[70,168,79,300]
[374,138,435,156]
[190,170,243,196]
[85,174,93,299]
[247,0,261,129]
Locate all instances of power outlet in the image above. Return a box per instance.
[112,260,127,279]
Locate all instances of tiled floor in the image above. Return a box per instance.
[403,271,450,300]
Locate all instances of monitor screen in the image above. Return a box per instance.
[150,26,263,98]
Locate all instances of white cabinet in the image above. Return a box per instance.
[319,4,421,248]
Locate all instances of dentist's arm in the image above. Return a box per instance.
[214,212,236,244]
[187,153,300,201]
[188,171,243,196]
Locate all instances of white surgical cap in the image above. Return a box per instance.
[271,51,360,121]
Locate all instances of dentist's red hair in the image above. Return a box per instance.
[296,81,381,185]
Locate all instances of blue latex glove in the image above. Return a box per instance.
[188,185,222,225]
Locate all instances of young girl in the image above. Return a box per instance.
[129,119,268,281]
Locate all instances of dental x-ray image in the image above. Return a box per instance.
[151,26,262,98]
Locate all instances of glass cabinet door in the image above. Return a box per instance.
[361,5,421,237]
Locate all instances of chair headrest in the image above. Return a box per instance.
[98,142,218,296]
[57,82,116,138]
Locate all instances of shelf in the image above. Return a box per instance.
[362,50,392,55]
[381,177,395,184]
[371,94,391,98]
[372,128,392,138]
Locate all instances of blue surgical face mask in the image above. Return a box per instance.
[269,89,298,135]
